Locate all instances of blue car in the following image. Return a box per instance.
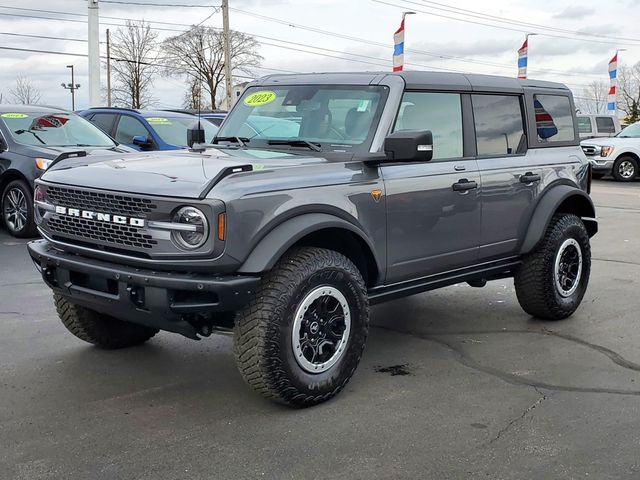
[78,108,219,151]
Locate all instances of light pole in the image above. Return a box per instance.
[222,0,233,110]
[61,65,81,111]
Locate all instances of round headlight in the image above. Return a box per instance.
[171,206,209,250]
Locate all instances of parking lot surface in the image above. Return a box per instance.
[1,180,640,480]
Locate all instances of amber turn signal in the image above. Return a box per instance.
[217,213,226,241]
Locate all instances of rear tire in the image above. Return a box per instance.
[55,294,158,349]
[2,179,37,238]
[514,214,591,320]
[233,247,369,407]
[612,156,638,182]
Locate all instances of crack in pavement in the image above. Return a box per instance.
[488,386,547,445]
[373,325,640,396]
[592,257,640,267]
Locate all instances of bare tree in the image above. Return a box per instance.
[577,80,608,114]
[182,76,211,110]
[9,75,42,104]
[618,63,640,123]
[110,20,160,108]
[162,26,262,109]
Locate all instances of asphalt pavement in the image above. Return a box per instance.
[1,180,640,480]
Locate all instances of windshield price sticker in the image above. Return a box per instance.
[1,113,29,119]
[146,117,171,125]
[244,91,277,107]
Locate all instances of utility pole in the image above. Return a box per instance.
[106,28,112,107]
[221,0,233,110]
[61,65,81,110]
[88,0,101,106]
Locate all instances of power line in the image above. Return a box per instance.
[100,0,219,7]
[0,31,87,43]
[373,0,639,47]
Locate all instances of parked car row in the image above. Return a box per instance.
[0,105,226,237]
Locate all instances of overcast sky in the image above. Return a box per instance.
[1,0,639,110]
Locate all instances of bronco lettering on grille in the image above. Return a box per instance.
[54,206,145,227]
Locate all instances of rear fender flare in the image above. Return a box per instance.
[519,185,597,255]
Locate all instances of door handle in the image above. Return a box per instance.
[520,172,541,183]
[452,179,478,192]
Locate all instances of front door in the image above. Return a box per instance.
[382,91,481,283]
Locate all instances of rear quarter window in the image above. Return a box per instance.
[595,116,616,134]
[577,116,593,134]
[533,95,575,143]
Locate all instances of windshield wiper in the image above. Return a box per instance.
[267,139,322,152]
[14,129,46,145]
[213,136,249,147]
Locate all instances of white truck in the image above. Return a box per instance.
[581,122,640,181]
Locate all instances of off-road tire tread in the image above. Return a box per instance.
[514,214,590,320]
[54,294,158,349]
[233,247,369,407]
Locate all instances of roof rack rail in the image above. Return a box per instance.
[87,106,140,113]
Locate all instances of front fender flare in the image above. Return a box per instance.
[519,186,597,255]
[237,213,381,277]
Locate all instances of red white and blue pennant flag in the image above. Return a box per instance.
[517,38,528,80]
[608,54,618,112]
[393,18,405,72]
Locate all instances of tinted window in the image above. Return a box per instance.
[89,113,116,135]
[577,116,593,134]
[534,95,575,142]
[115,115,149,145]
[472,95,525,156]
[393,92,463,160]
[596,116,615,134]
[146,116,218,147]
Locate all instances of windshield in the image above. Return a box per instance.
[616,123,640,138]
[1,112,116,147]
[146,116,218,147]
[217,85,388,152]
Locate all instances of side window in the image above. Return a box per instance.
[577,117,593,134]
[393,92,463,160]
[472,94,526,156]
[533,95,575,142]
[89,113,116,135]
[115,115,149,145]
[596,116,616,134]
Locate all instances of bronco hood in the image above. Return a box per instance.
[40,148,328,198]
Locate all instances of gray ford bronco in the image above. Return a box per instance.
[28,72,597,407]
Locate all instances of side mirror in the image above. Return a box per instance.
[383,130,433,162]
[132,135,151,148]
[187,126,205,148]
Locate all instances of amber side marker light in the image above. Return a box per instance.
[217,213,226,241]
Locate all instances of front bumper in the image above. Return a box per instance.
[28,240,260,339]
[588,158,614,173]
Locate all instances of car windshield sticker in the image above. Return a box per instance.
[244,91,277,107]
[31,115,70,129]
[146,117,172,125]
[357,100,370,112]
[534,99,558,140]
[1,113,29,119]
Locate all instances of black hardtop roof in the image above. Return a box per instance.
[252,71,569,94]
[0,104,68,113]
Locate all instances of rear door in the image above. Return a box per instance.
[473,93,541,260]
[382,91,481,283]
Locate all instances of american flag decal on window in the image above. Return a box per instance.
[534,99,558,140]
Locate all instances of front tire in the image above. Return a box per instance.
[514,214,591,320]
[612,156,638,182]
[55,294,158,349]
[233,247,369,407]
[2,179,37,238]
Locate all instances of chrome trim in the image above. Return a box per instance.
[147,220,199,232]
[35,200,56,212]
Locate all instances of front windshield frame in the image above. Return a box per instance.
[217,84,389,154]
[1,111,116,148]
[616,123,640,138]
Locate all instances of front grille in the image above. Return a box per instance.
[46,186,158,217]
[48,215,158,249]
[581,145,597,156]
